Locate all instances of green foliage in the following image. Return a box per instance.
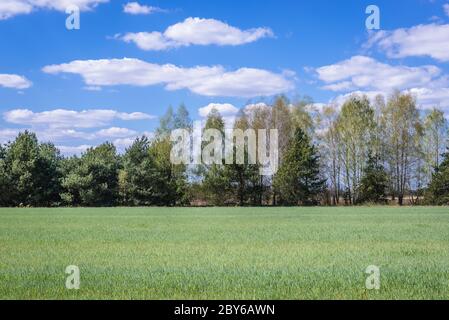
[147,137,189,206]
[0,131,61,206]
[6,131,40,206]
[0,96,448,208]
[60,143,119,206]
[119,136,156,206]
[382,92,422,205]
[274,127,325,205]
[202,164,232,205]
[0,145,11,206]
[157,104,192,137]
[225,112,261,206]
[423,108,448,183]
[356,153,388,204]
[426,149,449,205]
[336,95,375,204]
[34,143,62,206]
[156,105,175,137]
[173,103,192,130]
[200,108,231,205]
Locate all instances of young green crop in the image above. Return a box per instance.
[0,207,448,299]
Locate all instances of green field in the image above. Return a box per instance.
[1,207,449,300]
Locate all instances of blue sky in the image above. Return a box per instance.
[1,0,449,154]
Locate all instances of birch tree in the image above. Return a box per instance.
[382,92,422,205]
[335,95,375,204]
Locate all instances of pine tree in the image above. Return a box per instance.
[60,143,119,207]
[200,108,231,205]
[119,136,155,206]
[357,153,388,204]
[426,148,449,205]
[225,111,260,206]
[274,127,325,205]
[173,104,192,130]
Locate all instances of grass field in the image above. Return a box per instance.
[1,207,449,300]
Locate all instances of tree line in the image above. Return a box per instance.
[1,92,449,207]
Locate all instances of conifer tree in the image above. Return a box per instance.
[357,152,388,204]
[274,127,325,205]
[426,147,449,205]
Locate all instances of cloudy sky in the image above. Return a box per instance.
[1,0,449,154]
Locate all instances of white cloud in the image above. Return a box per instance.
[41,127,139,141]
[321,81,354,92]
[0,128,20,143]
[316,55,449,114]
[1,126,154,157]
[444,4,449,17]
[406,87,449,111]
[330,88,449,115]
[96,127,137,138]
[0,74,32,89]
[365,24,449,62]
[0,0,108,20]
[114,131,154,151]
[198,103,239,117]
[330,90,384,108]
[243,103,270,114]
[3,108,154,129]
[40,128,95,141]
[316,55,442,92]
[56,144,91,155]
[123,2,162,15]
[113,137,135,149]
[43,58,294,98]
[0,0,32,20]
[118,17,273,51]
[120,32,175,51]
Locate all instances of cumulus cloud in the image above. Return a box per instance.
[330,90,384,108]
[0,1,32,20]
[329,88,449,116]
[0,74,32,89]
[243,103,270,114]
[365,24,449,62]
[406,87,449,111]
[315,55,449,114]
[40,128,95,141]
[56,144,91,155]
[42,127,139,141]
[0,128,20,143]
[198,103,239,117]
[113,137,136,148]
[120,32,174,51]
[0,0,108,20]
[316,55,442,92]
[3,108,154,129]
[63,136,157,155]
[96,127,137,138]
[123,2,163,15]
[118,17,273,51]
[43,58,294,98]
[113,131,154,151]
